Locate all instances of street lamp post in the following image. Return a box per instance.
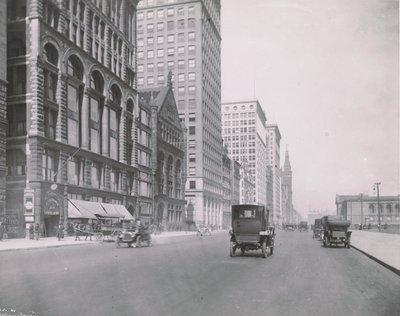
[374,182,381,231]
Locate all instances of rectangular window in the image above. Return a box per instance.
[68,118,78,146]
[157,22,164,31]
[189,181,196,189]
[188,72,195,81]
[188,32,195,40]
[188,59,195,68]
[67,159,78,185]
[189,167,196,176]
[178,73,184,82]
[189,126,195,135]
[189,153,196,162]
[167,34,174,43]
[157,35,164,44]
[167,7,174,16]
[189,113,196,122]
[147,50,154,58]
[91,128,99,153]
[44,107,57,139]
[157,9,164,18]
[167,47,174,56]
[157,49,164,57]
[42,149,56,181]
[147,37,154,45]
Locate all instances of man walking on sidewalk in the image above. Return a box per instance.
[34,223,40,240]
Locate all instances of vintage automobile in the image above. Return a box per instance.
[116,223,152,248]
[322,216,351,248]
[312,218,322,239]
[229,204,275,258]
[299,221,308,232]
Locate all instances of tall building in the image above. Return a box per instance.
[136,0,223,227]
[222,100,268,206]
[266,124,281,225]
[6,0,140,237]
[138,74,187,231]
[281,148,293,224]
[0,1,6,226]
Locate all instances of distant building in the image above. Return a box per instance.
[138,75,186,231]
[239,160,255,204]
[222,100,268,206]
[307,209,332,225]
[281,148,294,224]
[266,124,281,225]
[336,194,400,229]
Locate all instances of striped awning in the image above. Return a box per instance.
[68,199,134,220]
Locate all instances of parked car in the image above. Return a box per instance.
[229,204,275,258]
[313,218,322,239]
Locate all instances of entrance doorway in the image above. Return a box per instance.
[44,215,59,237]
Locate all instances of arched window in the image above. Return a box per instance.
[44,43,59,65]
[90,70,104,93]
[110,84,122,105]
[67,55,84,146]
[127,99,134,113]
[89,71,104,154]
[369,204,375,213]
[67,55,83,80]
[109,84,121,161]
[158,151,165,194]
[7,38,26,58]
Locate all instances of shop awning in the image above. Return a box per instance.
[68,200,103,219]
[68,199,134,220]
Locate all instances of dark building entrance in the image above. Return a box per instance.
[44,215,59,237]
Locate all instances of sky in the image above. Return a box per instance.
[221,0,399,215]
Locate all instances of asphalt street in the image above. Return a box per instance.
[1,231,399,316]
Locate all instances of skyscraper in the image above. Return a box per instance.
[222,100,268,206]
[266,124,281,225]
[0,1,6,225]
[137,0,223,227]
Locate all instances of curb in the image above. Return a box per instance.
[351,245,400,276]
[0,241,98,253]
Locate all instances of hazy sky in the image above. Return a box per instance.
[221,0,399,215]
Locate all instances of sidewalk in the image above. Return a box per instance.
[0,231,200,252]
[350,230,400,275]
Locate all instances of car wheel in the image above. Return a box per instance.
[229,241,236,257]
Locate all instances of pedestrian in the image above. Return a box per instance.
[29,224,34,240]
[57,224,64,241]
[74,223,81,241]
[34,223,40,240]
[85,223,93,241]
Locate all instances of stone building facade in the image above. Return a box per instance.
[336,194,400,229]
[6,0,140,237]
[0,2,7,227]
[138,75,187,231]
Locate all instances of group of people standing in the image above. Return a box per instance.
[28,223,41,240]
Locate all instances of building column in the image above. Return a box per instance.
[102,104,109,157]
[81,88,90,150]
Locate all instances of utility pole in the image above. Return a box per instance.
[374,182,381,231]
[360,193,363,230]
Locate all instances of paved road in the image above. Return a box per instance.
[1,231,399,316]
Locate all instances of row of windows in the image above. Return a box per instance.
[138,32,195,47]
[138,5,195,20]
[223,127,257,134]
[223,119,256,126]
[139,18,196,33]
[138,45,196,59]
[138,58,196,73]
